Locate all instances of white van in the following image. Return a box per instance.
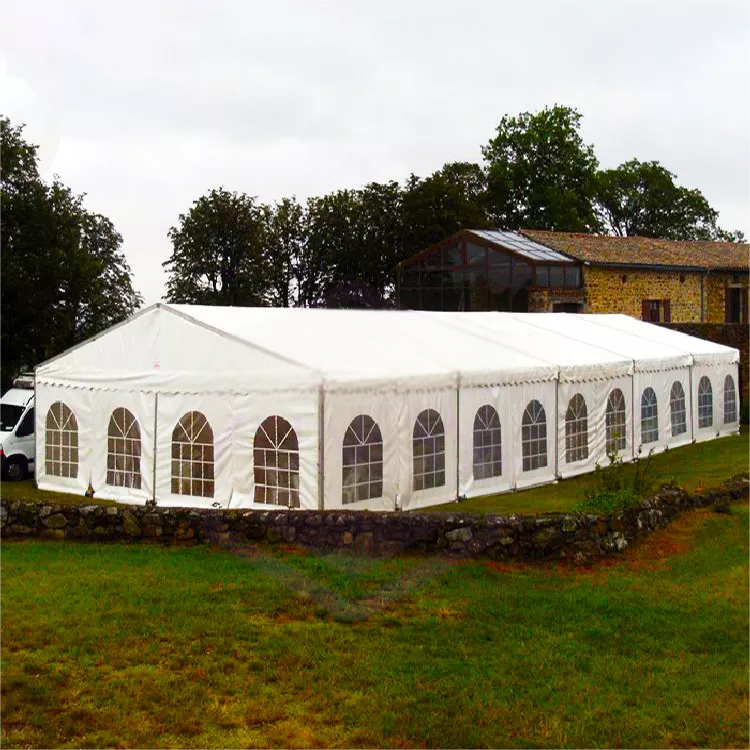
[1,375,35,481]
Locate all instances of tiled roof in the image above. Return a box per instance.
[520,229,749,272]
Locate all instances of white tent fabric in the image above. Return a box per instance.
[35,304,740,510]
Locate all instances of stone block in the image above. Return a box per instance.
[353,532,375,556]
[280,525,297,543]
[123,512,142,538]
[533,527,561,546]
[445,527,473,543]
[561,516,578,533]
[42,513,67,529]
[245,524,266,540]
[267,527,281,543]
[40,528,65,540]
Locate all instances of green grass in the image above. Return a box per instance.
[426,427,749,515]
[0,480,116,507]
[2,502,748,748]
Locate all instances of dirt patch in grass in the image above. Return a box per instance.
[622,518,698,572]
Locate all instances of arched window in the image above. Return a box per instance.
[640,388,659,444]
[724,375,737,424]
[107,408,141,489]
[565,394,589,463]
[522,400,547,472]
[45,401,78,478]
[254,416,299,507]
[171,411,214,498]
[669,381,687,437]
[605,389,626,454]
[342,414,383,504]
[473,405,502,480]
[413,409,445,491]
[698,376,713,428]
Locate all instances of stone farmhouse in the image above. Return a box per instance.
[396,229,749,324]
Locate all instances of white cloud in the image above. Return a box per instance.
[2,0,748,304]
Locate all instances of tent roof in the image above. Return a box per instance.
[36,304,738,393]
[424,311,635,382]
[169,304,558,389]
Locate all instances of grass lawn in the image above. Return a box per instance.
[2,501,748,748]
[0,480,116,507]
[425,427,749,515]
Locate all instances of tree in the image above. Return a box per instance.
[50,187,142,350]
[1,116,142,389]
[401,161,491,258]
[264,197,305,307]
[302,184,401,308]
[164,188,270,306]
[595,159,745,241]
[482,105,600,232]
[1,117,41,188]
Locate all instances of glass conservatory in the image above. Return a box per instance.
[397,229,583,311]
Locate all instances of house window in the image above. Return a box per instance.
[605,389,627,454]
[552,301,584,313]
[641,299,671,323]
[640,388,659,445]
[669,381,687,437]
[725,287,748,324]
[522,400,547,472]
[697,377,713,428]
[107,408,142,489]
[45,402,79,478]
[724,375,737,424]
[413,409,445,491]
[342,415,383,504]
[565,394,589,463]
[473,405,502,480]
[254,416,300,507]
[171,411,214,498]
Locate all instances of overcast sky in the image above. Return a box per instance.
[2,0,748,304]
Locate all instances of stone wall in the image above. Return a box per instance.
[583,267,703,321]
[528,289,585,313]
[2,477,747,560]
[705,273,749,324]
[662,322,750,410]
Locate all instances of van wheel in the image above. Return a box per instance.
[5,458,28,482]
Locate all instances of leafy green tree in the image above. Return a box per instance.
[401,161,491,258]
[595,159,745,241]
[302,184,401,307]
[265,197,304,307]
[57,192,142,349]
[482,105,600,232]
[164,188,270,305]
[1,116,141,389]
[1,117,41,188]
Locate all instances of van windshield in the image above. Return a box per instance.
[1,405,24,431]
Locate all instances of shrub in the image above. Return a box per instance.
[575,442,656,515]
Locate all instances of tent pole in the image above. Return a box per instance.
[688,366,694,443]
[455,382,460,501]
[554,377,559,479]
[33,367,38,487]
[631,369,636,458]
[152,392,158,505]
[317,385,325,510]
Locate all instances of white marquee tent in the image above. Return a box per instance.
[34,304,740,511]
